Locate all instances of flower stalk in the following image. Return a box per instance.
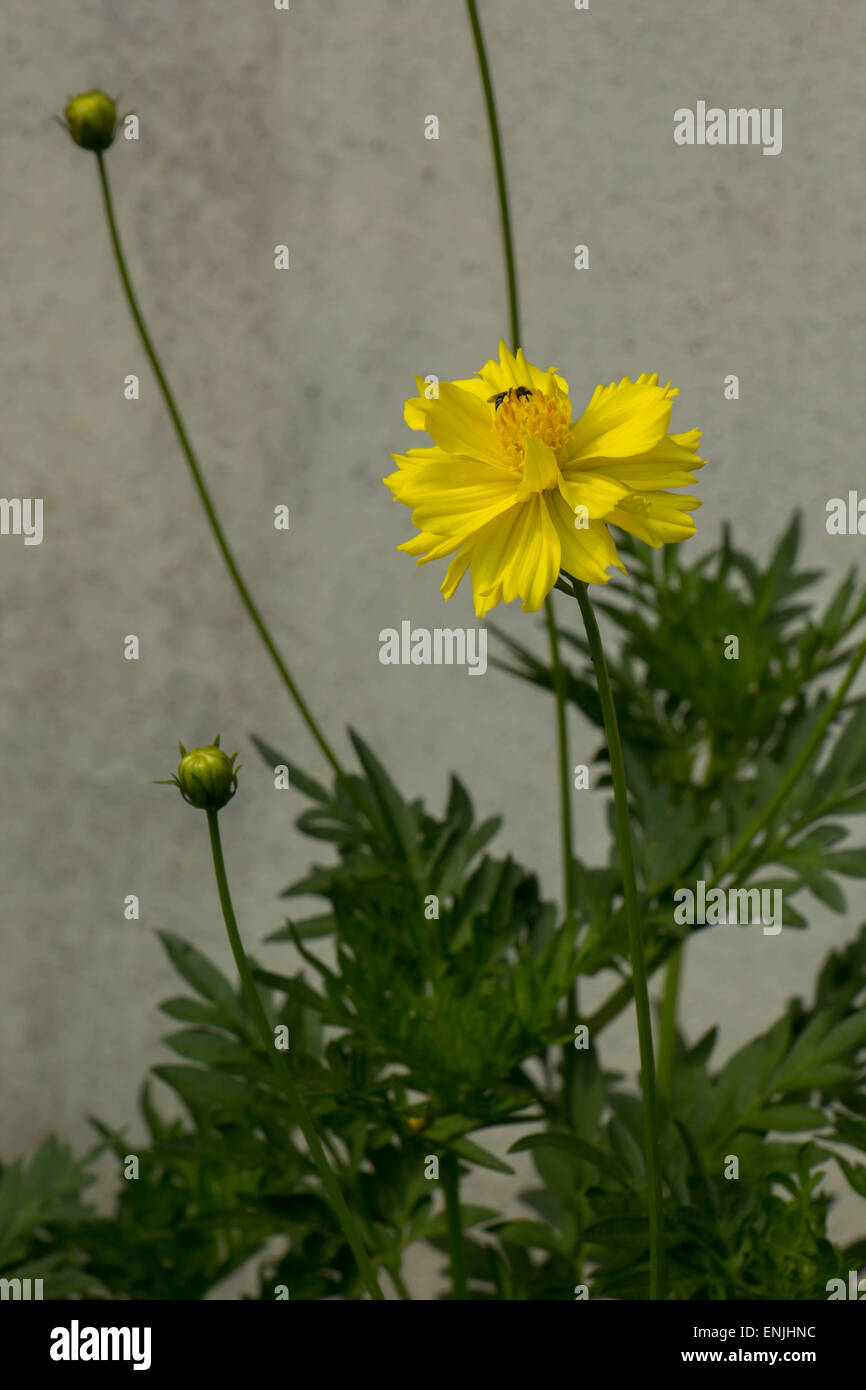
[463,0,578,1026]
[92,149,342,780]
[205,805,385,1300]
[568,576,665,1300]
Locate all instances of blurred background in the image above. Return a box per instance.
[1,0,863,1295]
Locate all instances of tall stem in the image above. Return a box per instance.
[205,810,384,1300]
[568,579,664,1299]
[464,1,520,352]
[657,943,683,1097]
[547,598,579,1097]
[545,603,576,923]
[95,151,342,779]
[463,0,575,988]
[441,1152,468,1300]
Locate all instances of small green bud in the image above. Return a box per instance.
[159,735,240,812]
[61,90,118,151]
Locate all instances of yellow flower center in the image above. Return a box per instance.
[492,388,571,465]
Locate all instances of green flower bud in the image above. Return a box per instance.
[61,90,118,151]
[159,736,240,812]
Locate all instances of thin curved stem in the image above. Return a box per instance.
[206,809,384,1300]
[464,0,520,353]
[568,578,664,1300]
[95,151,342,779]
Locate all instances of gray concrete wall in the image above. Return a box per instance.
[1,0,864,1294]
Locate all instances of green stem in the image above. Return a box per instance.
[463,0,519,353]
[547,597,580,1101]
[463,0,576,1009]
[94,151,342,780]
[545,601,576,924]
[205,809,384,1300]
[657,943,683,1097]
[441,1152,467,1300]
[568,579,664,1300]
[587,627,866,1039]
[389,1267,412,1301]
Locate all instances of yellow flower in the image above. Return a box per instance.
[383,342,705,618]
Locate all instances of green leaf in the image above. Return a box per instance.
[509,1131,630,1185]
[348,729,415,860]
[448,1137,514,1175]
[488,1219,562,1254]
[163,1029,247,1066]
[156,933,241,1017]
[159,996,228,1028]
[249,735,329,803]
[265,913,338,943]
[581,1217,649,1248]
[749,1105,828,1133]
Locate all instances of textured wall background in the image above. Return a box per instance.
[1,0,863,1296]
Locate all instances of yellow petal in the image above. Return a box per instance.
[578,430,706,490]
[549,493,625,584]
[516,433,559,497]
[417,382,511,467]
[466,506,526,602]
[608,492,701,547]
[568,374,677,463]
[557,471,631,519]
[399,530,461,564]
[442,547,472,599]
[386,455,519,538]
[514,496,562,611]
[462,341,570,402]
